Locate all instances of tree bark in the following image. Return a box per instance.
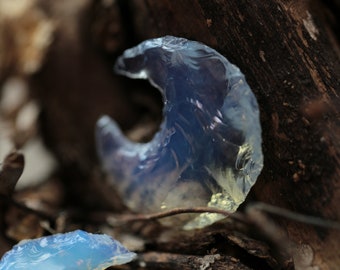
[127,0,340,268]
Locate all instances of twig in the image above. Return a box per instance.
[107,202,340,230]
[0,151,24,195]
[107,207,245,226]
[249,202,340,230]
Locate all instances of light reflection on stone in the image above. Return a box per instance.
[0,230,136,269]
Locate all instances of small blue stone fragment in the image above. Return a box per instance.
[0,230,136,270]
[96,36,263,228]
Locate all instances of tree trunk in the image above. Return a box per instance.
[127,0,340,268]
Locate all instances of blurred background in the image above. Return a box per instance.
[0,0,339,269]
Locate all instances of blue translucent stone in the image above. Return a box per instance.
[96,36,263,229]
[0,230,136,269]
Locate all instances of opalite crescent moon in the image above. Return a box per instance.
[96,36,263,229]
